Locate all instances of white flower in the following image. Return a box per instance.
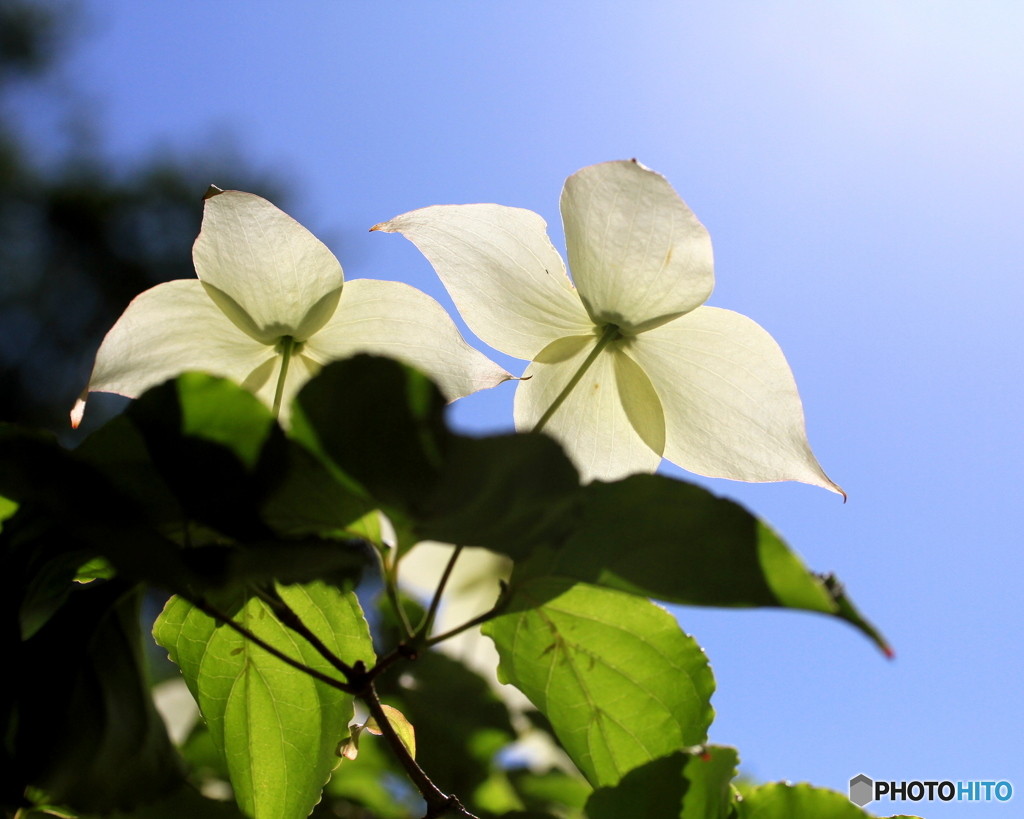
[72,188,510,427]
[374,160,840,493]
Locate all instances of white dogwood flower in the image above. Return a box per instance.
[72,188,510,427]
[375,160,840,493]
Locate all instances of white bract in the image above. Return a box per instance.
[72,188,510,427]
[375,160,840,493]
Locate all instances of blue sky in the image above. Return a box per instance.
[30,1,1024,812]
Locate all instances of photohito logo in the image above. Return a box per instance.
[849,774,1013,807]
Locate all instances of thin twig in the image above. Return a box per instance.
[417,544,464,638]
[424,585,510,648]
[250,584,356,679]
[189,597,353,694]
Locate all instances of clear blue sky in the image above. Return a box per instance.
[31,1,1024,812]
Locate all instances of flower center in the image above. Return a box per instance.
[533,323,621,434]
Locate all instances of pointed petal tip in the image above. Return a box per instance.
[369,221,394,233]
[819,472,846,501]
[202,184,225,200]
[70,394,86,429]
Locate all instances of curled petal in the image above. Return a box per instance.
[374,204,593,359]
[302,278,511,401]
[193,190,344,343]
[72,280,273,427]
[514,336,663,483]
[628,306,842,494]
[561,160,714,334]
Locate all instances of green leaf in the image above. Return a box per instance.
[736,782,922,818]
[74,556,116,583]
[124,374,281,541]
[482,578,715,787]
[291,355,448,513]
[154,582,374,819]
[259,439,372,539]
[585,745,738,819]
[11,581,183,813]
[365,704,416,759]
[20,783,248,819]
[75,414,183,532]
[0,493,18,531]
[677,746,740,818]
[421,434,581,561]
[174,371,277,469]
[293,356,581,560]
[74,379,375,594]
[507,769,591,815]
[531,475,889,654]
[0,424,194,626]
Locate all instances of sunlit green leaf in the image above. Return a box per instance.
[154,582,374,819]
[483,578,714,787]
[530,475,889,653]
[736,782,921,818]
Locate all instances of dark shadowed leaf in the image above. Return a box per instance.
[507,769,591,815]
[530,475,889,654]
[585,745,739,819]
[292,356,581,561]
[11,581,183,813]
[123,373,281,541]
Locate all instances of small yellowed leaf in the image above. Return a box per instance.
[365,704,416,759]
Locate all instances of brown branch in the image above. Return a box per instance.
[251,584,356,679]
[424,582,510,648]
[189,597,353,694]
[360,683,479,819]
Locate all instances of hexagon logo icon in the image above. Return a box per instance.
[849,773,874,807]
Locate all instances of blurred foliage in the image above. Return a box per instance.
[0,0,284,431]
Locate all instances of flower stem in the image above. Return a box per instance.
[272,335,295,419]
[533,323,620,434]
